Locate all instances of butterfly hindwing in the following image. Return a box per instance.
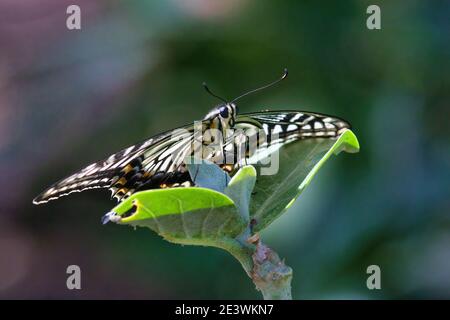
[32,123,199,204]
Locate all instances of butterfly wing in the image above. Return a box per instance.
[236,110,350,139]
[34,110,351,204]
[228,110,351,166]
[33,122,205,204]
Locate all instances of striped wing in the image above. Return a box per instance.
[33,110,351,205]
[229,110,351,166]
[33,123,204,204]
[237,110,350,139]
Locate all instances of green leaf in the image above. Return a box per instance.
[109,187,246,246]
[250,129,360,232]
[106,129,359,247]
[224,165,257,223]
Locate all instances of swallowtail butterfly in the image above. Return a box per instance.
[33,69,350,205]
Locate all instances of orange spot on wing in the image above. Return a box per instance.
[121,164,133,174]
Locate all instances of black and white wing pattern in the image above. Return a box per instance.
[33,110,351,205]
[217,110,351,170]
[226,110,351,167]
[32,123,204,204]
[236,110,350,140]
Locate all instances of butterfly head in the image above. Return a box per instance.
[204,102,237,129]
[202,68,287,134]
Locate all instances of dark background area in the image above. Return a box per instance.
[0,0,449,299]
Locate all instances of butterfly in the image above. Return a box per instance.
[33,69,350,205]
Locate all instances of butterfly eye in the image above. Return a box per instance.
[219,106,229,118]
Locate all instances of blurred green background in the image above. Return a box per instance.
[0,0,449,299]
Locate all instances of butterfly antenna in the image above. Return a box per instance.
[202,82,228,103]
[231,68,288,103]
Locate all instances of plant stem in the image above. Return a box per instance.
[250,240,293,300]
[222,232,293,300]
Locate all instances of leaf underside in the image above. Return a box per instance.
[250,129,359,231]
[112,188,246,246]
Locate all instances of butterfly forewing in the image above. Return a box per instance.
[238,110,350,139]
[227,110,350,166]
